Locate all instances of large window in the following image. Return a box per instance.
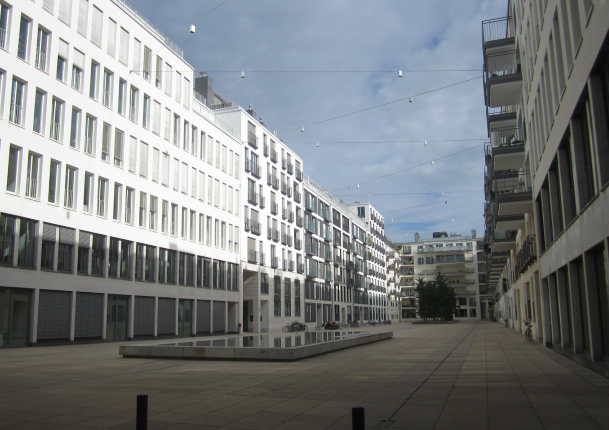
[64,166,76,209]
[9,78,25,126]
[35,27,49,72]
[25,153,40,200]
[0,215,15,265]
[305,303,316,323]
[274,276,281,316]
[284,278,291,317]
[57,227,74,272]
[294,280,301,317]
[17,16,30,61]
[33,89,46,134]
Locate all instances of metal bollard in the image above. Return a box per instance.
[136,394,148,430]
[352,406,365,430]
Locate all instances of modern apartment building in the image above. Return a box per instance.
[385,244,402,322]
[0,0,243,347]
[211,103,306,333]
[482,0,609,365]
[396,233,486,320]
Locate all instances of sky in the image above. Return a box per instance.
[128,0,507,243]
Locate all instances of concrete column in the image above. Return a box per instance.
[153,296,158,337]
[583,251,604,360]
[556,268,572,349]
[129,294,135,339]
[175,298,179,336]
[548,274,561,345]
[102,293,108,340]
[192,298,198,336]
[210,300,214,334]
[567,261,584,353]
[69,291,76,341]
[540,277,553,346]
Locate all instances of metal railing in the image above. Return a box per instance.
[248,249,258,264]
[271,202,278,215]
[272,176,279,189]
[494,170,531,195]
[485,50,519,78]
[271,256,279,268]
[25,178,38,199]
[494,229,517,241]
[247,131,258,148]
[515,234,537,278]
[50,122,61,141]
[0,27,6,50]
[305,243,317,255]
[270,149,278,162]
[296,169,303,181]
[35,50,47,72]
[306,220,316,234]
[193,90,206,106]
[482,16,515,46]
[250,219,261,235]
[305,197,316,212]
[247,191,258,205]
[287,163,293,174]
[251,163,260,178]
[487,105,518,118]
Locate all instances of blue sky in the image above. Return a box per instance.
[129,0,507,242]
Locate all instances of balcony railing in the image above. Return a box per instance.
[281,181,287,195]
[305,197,316,212]
[295,169,303,181]
[324,270,332,282]
[247,191,258,205]
[282,158,287,170]
[287,187,292,198]
[281,233,288,245]
[251,163,261,179]
[247,131,258,148]
[306,221,316,234]
[515,234,537,278]
[267,173,272,186]
[272,176,279,190]
[272,229,279,242]
[250,219,261,235]
[288,260,294,271]
[259,195,265,209]
[306,265,317,278]
[494,229,517,242]
[305,243,317,255]
[287,163,293,174]
[297,263,304,274]
[288,236,293,247]
[248,249,258,264]
[294,191,301,203]
[260,252,266,266]
[297,216,303,227]
[271,202,278,215]
[264,142,269,157]
[282,209,287,220]
[295,239,302,250]
[324,250,333,261]
[482,16,515,46]
[282,260,287,270]
[323,229,332,242]
[271,256,279,268]
[288,211,294,223]
[490,126,525,154]
[270,149,278,162]
[494,170,531,196]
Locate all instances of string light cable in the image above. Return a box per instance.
[331,142,485,193]
[286,139,488,145]
[383,192,484,214]
[279,75,482,134]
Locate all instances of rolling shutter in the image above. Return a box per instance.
[90,6,103,47]
[58,0,73,25]
[107,19,116,56]
[134,296,154,336]
[42,223,57,242]
[58,39,69,60]
[43,0,55,14]
[212,301,225,333]
[77,0,89,36]
[37,290,71,340]
[59,226,75,244]
[73,49,85,70]
[157,298,175,335]
[128,136,137,173]
[119,27,129,65]
[196,300,210,333]
[74,292,102,338]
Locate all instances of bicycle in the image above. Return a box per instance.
[503,318,509,328]
[523,320,533,343]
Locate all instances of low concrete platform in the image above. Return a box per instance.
[119,331,393,361]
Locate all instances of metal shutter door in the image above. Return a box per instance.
[37,290,71,340]
[157,298,175,335]
[134,296,154,336]
[196,300,210,333]
[74,292,102,339]
[212,301,225,333]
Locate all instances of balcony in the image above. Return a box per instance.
[335,273,343,283]
[323,209,331,223]
[271,257,279,268]
[495,214,525,231]
[295,239,302,250]
[295,168,303,181]
[324,270,333,282]
[490,127,525,171]
[251,163,261,179]
[487,105,517,132]
[248,249,258,264]
[297,216,303,227]
[493,229,517,251]
[334,254,342,266]
[264,142,269,157]
[247,191,258,206]
[270,149,278,163]
[494,170,532,216]
[323,229,332,242]
[324,250,333,262]
[287,163,293,174]
[250,219,261,235]
[294,191,301,203]
[305,243,317,256]
[484,50,522,109]
[297,263,304,274]
[267,173,272,186]
[271,202,278,215]
[306,221,316,234]
[306,265,317,278]
[272,176,279,190]
[247,131,258,149]
[305,197,316,212]
[515,234,537,278]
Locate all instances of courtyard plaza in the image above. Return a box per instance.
[1,321,609,430]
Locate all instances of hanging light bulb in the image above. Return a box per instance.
[424,141,427,146]
[190,25,196,33]
[409,97,413,103]
[241,71,245,78]
[441,192,444,196]
[431,161,434,165]
[445,201,448,204]
[316,142,319,147]
[398,70,403,77]
[357,184,359,188]
[301,127,304,132]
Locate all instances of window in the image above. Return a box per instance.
[0,4,10,51]
[142,46,151,81]
[152,148,160,182]
[113,129,124,167]
[119,240,131,279]
[129,86,138,122]
[57,227,74,272]
[24,153,40,200]
[152,100,161,135]
[128,136,137,173]
[82,172,93,213]
[190,211,196,241]
[77,0,89,36]
[274,276,281,316]
[117,79,126,115]
[48,160,60,204]
[6,146,21,194]
[124,187,134,224]
[165,63,172,96]
[175,71,181,103]
[77,232,90,275]
[294,280,301,317]
[173,114,180,146]
[119,27,129,65]
[172,158,179,191]
[56,39,68,82]
[91,234,104,276]
[17,218,36,268]
[138,192,147,228]
[155,56,162,89]
[149,196,157,230]
[41,224,56,270]
[142,95,150,129]
[84,115,96,155]
[207,175,213,203]
[170,204,178,236]
[33,89,46,134]
[181,207,187,239]
[0,214,15,265]
[17,16,30,61]
[112,183,122,221]
[64,166,76,209]
[35,27,49,72]
[160,200,168,233]
[162,152,169,186]
[284,278,291,317]
[215,141,220,168]
[183,120,189,151]
[139,142,149,178]
[132,38,141,75]
[107,18,117,56]
[89,61,99,100]
[164,108,171,141]
[68,107,80,148]
[102,69,113,107]
[214,219,219,247]
[181,162,188,194]
[191,167,197,198]
[101,123,111,162]
[71,49,85,91]
[214,179,220,207]
[9,78,25,126]
[97,178,107,217]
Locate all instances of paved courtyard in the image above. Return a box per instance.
[2,321,609,430]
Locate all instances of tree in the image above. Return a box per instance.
[415,273,459,321]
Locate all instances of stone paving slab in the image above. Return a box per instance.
[2,322,609,429]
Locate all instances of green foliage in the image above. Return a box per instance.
[415,273,460,320]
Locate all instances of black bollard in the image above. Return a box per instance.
[352,406,365,430]
[136,394,148,430]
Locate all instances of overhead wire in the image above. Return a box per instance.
[331,143,484,193]
[279,75,482,134]
[383,192,483,214]
[286,139,488,144]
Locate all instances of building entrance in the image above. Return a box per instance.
[106,295,129,341]
[178,299,192,337]
[0,288,30,347]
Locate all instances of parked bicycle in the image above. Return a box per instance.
[370,320,378,326]
[523,320,533,343]
[503,318,509,328]
[348,321,360,328]
[282,321,308,332]
[322,321,343,330]
[382,319,392,325]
